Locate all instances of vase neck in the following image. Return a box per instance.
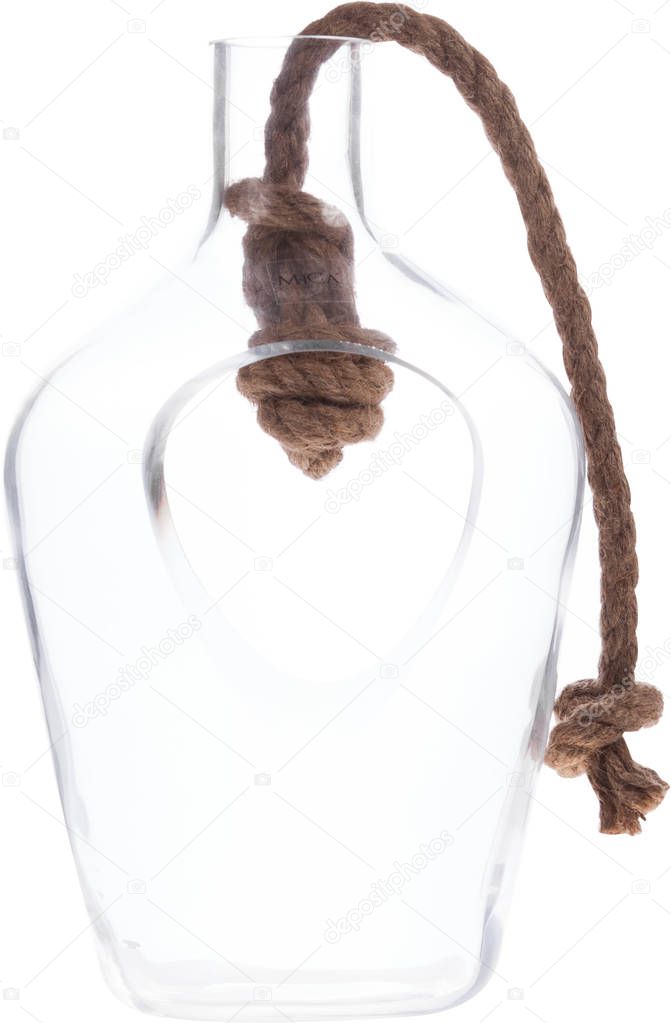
[206,38,366,236]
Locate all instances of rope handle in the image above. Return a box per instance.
[224,2,667,834]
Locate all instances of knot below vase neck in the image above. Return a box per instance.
[224,176,396,479]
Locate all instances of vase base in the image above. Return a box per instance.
[101,952,491,1020]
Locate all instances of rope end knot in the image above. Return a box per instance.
[545,677,668,835]
[237,326,396,480]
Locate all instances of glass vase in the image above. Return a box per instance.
[6,36,584,1020]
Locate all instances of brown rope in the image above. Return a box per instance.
[225,176,395,477]
[223,2,667,834]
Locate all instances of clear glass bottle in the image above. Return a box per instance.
[7,37,584,1019]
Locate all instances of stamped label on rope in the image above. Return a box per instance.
[266,259,353,307]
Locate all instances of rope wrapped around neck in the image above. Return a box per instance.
[223,1,667,834]
[225,177,395,478]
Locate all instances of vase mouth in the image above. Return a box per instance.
[210,34,371,48]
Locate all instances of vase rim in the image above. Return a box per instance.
[210,34,372,47]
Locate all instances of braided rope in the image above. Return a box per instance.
[223,2,667,833]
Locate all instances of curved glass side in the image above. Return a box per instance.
[6,330,583,1019]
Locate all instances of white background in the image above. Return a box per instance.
[2,0,671,1021]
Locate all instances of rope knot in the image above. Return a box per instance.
[545,678,667,834]
[224,177,352,238]
[224,177,397,479]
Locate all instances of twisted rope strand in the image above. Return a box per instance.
[223,2,666,833]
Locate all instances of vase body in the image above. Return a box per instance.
[7,38,584,1020]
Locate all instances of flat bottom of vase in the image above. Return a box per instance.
[101,957,490,1020]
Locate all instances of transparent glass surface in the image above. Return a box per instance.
[6,38,584,1020]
